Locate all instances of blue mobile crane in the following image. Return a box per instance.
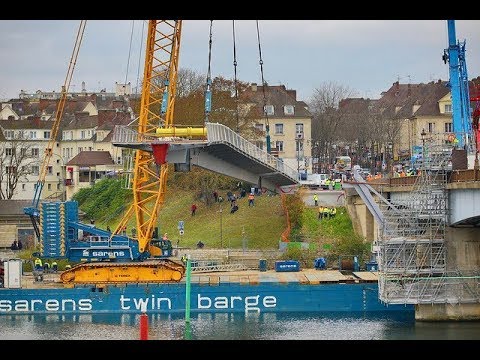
[442,19,473,150]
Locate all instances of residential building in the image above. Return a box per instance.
[0,87,134,202]
[242,84,313,177]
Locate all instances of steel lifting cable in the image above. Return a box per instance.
[135,20,146,96]
[232,20,240,133]
[124,20,135,89]
[204,20,213,124]
[256,20,271,153]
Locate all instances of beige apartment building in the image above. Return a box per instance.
[242,84,313,177]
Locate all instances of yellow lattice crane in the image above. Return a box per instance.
[113,20,182,256]
[60,21,188,284]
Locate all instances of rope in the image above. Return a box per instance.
[256,20,271,153]
[135,20,146,96]
[124,20,135,89]
[232,20,240,133]
[204,20,213,123]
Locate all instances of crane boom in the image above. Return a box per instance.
[25,20,87,238]
[114,20,182,255]
[33,20,86,208]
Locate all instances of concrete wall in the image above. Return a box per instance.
[416,303,480,321]
[445,227,480,272]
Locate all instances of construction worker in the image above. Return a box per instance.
[313,193,318,206]
[51,260,58,272]
[43,261,50,272]
[65,264,72,270]
[181,254,188,265]
[331,207,337,218]
[318,206,324,219]
[34,258,43,271]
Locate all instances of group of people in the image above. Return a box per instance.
[318,206,337,219]
[10,240,23,250]
[34,258,59,273]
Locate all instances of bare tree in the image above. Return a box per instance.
[308,81,357,173]
[0,138,38,199]
[176,68,206,98]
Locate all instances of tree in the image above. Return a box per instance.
[0,137,38,199]
[308,81,357,173]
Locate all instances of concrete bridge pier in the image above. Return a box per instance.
[417,226,480,321]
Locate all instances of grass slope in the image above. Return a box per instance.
[72,178,370,262]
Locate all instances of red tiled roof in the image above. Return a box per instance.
[66,151,114,166]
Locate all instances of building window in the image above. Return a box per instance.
[254,123,264,132]
[29,131,37,139]
[445,122,452,132]
[48,166,53,175]
[264,105,274,116]
[295,123,304,139]
[276,141,284,152]
[57,183,61,190]
[6,166,16,174]
[44,131,51,139]
[4,130,14,139]
[5,148,14,156]
[445,104,452,113]
[32,148,39,157]
[255,141,264,150]
[20,148,27,156]
[428,123,435,133]
[22,184,26,191]
[78,147,83,153]
[32,166,39,176]
[47,184,52,191]
[283,105,294,115]
[274,123,284,135]
[81,130,86,139]
[296,141,304,152]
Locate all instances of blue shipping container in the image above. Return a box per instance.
[259,259,267,272]
[275,260,300,272]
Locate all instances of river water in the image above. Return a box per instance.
[0,311,479,340]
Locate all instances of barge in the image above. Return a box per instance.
[0,265,414,315]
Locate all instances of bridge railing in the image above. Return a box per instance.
[206,122,298,181]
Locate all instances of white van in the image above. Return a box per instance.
[300,173,329,189]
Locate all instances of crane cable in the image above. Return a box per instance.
[256,20,271,153]
[232,20,240,133]
[124,20,135,89]
[204,20,213,124]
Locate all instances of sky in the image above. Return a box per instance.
[0,20,479,103]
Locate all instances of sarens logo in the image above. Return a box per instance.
[0,298,92,312]
[82,250,125,257]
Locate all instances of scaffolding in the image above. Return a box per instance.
[375,133,480,304]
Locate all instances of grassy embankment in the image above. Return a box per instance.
[71,176,371,265]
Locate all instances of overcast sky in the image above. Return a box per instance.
[1,20,479,103]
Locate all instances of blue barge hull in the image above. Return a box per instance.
[0,270,414,315]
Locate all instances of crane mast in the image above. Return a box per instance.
[114,20,182,255]
[443,19,472,149]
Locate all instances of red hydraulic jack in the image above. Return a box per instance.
[152,143,170,165]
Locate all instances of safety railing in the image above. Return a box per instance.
[206,122,298,182]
